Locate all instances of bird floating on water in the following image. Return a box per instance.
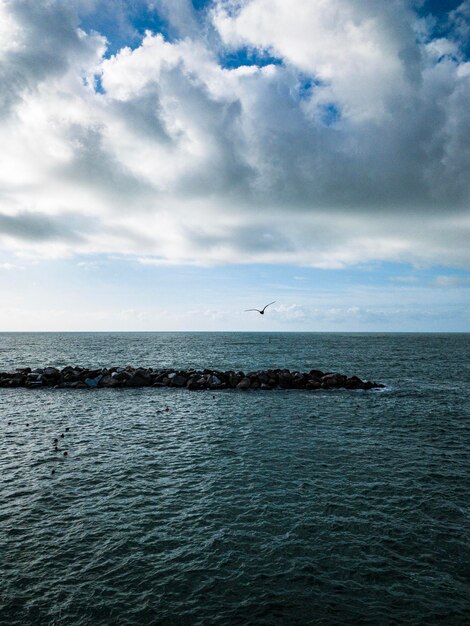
[245,301,276,315]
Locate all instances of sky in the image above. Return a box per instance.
[0,0,469,331]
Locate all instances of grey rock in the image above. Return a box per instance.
[43,367,59,376]
[236,377,251,390]
[170,374,187,387]
[99,375,119,388]
[322,373,346,387]
[279,372,292,388]
[306,380,322,390]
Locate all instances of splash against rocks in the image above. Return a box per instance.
[0,367,384,390]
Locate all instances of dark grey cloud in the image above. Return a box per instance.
[111,90,172,144]
[0,211,89,243]
[55,124,157,204]
[155,66,256,198]
[188,223,295,255]
[0,0,100,116]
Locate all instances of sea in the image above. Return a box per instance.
[1,332,469,625]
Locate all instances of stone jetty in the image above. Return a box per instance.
[0,366,384,391]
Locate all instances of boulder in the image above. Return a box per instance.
[210,375,222,387]
[26,380,43,388]
[292,372,307,388]
[170,374,187,388]
[124,372,152,387]
[345,375,365,389]
[42,367,61,385]
[43,367,59,377]
[321,373,346,388]
[99,375,120,388]
[81,369,102,382]
[306,380,322,390]
[61,381,80,388]
[279,372,293,388]
[236,377,251,390]
[85,375,102,388]
[229,373,241,388]
[111,370,131,383]
[27,373,42,382]
[186,376,201,390]
[63,368,80,383]
[10,374,26,387]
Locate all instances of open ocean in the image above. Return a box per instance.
[1,332,470,625]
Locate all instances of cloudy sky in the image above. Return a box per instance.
[0,0,469,331]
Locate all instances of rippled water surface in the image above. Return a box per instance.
[1,333,470,625]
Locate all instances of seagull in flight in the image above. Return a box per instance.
[245,301,276,315]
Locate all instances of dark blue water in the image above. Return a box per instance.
[1,333,470,625]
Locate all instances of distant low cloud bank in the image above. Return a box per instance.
[1,0,470,268]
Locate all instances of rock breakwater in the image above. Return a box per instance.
[0,367,384,391]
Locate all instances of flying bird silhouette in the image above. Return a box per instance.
[245,301,276,315]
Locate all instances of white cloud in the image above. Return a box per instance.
[0,0,470,270]
[212,0,416,122]
[270,303,308,322]
[391,276,419,283]
[434,274,470,287]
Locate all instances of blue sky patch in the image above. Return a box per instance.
[416,0,470,59]
[298,78,313,99]
[191,0,213,10]
[297,76,325,101]
[219,47,283,70]
[321,103,341,126]
[94,74,105,95]
[418,0,462,19]
[79,2,172,57]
